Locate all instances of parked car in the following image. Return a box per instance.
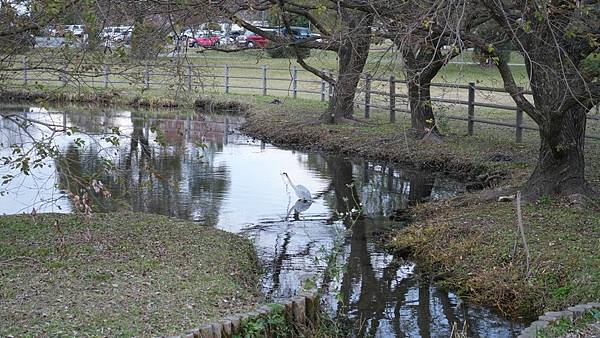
[181,28,203,40]
[65,25,85,37]
[101,26,133,43]
[282,26,311,40]
[237,30,272,48]
[310,33,322,42]
[189,33,220,47]
[245,34,269,48]
[216,31,236,45]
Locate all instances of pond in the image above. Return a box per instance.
[0,104,524,337]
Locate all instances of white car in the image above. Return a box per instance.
[101,26,133,42]
[65,25,85,37]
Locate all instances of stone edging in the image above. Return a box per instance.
[165,290,319,338]
[517,302,600,338]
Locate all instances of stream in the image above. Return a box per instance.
[0,104,524,337]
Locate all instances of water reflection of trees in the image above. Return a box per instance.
[56,111,232,225]
[304,154,435,217]
[300,155,517,337]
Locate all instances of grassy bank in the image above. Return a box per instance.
[388,196,599,319]
[0,212,260,337]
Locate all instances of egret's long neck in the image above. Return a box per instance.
[284,174,294,187]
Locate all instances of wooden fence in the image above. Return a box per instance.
[2,59,599,142]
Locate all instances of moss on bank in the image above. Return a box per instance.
[0,212,260,337]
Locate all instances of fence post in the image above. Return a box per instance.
[515,107,523,143]
[261,65,267,96]
[22,56,28,85]
[467,82,475,135]
[320,70,326,102]
[389,75,396,123]
[224,64,230,94]
[187,64,193,91]
[103,64,109,88]
[515,86,524,143]
[364,73,371,119]
[292,66,298,99]
[144,65,150,89]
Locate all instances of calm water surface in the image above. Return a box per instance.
[0,104,524,337]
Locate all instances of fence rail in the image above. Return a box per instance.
[2,60,599,142]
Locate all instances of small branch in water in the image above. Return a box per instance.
[516,191,531,279]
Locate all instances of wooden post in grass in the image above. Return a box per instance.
[389,75,396,123]
[261,65,267,96]
[468,82,475,135]
[516,107,523,143]
[292,66,298,99]
[22,56,28,85]
[320,70,326,102]
[364,73,372,119]
[103,64,109,88]
[187,64,193,91]
[224,64,230,94]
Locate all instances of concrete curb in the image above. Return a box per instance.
[164,290,320,338]
[517,302,600,338]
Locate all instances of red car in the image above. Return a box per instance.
[189,34,220,48]
[245,34,269,48]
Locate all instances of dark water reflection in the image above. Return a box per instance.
[0,105,524,337]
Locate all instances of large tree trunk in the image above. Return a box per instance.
[321,11,372,124]
[479,0,599,201]
[325,51,364,123]
[407,80,437,138]
[401,44,446,138]
[515,39,597,200]
[523,105,594,200]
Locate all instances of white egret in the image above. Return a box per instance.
[282,172,312,201]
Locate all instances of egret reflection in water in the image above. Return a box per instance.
[284,198,313,221]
